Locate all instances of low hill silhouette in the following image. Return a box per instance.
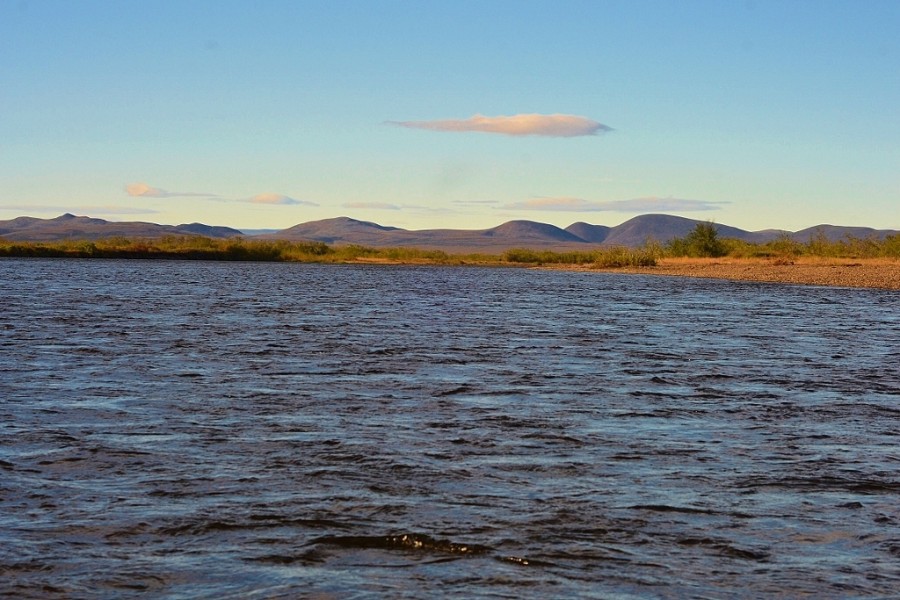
[0,214,243,241]
[2,213,896,251]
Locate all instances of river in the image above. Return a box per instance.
[1,258,898,598]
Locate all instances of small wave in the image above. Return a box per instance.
[521,432,585,445]
[738,475,900,494]
[630,504,754,519]
[308,533,492,556]
[435,384,477,397]
[496,555,556,567]
[676,537,770,561]
[158,516,352,536]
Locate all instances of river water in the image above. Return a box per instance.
[1,258,898,598]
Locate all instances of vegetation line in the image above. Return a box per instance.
[2,223,899,266]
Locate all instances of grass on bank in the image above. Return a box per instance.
[663,222,900,260]
[502,247,657,267]
[720,232,900,260]
[0,236,497,265]
[0,235,658,267]
[2,223,898,267]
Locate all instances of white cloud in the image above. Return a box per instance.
[602,197,727,212]
[125,182,169,197]
[124,184,316,206]
[389,113,611,137]
[343,202,401,210]
[502,196,726,212]
[249,193,316,206]
[125,182,216,198]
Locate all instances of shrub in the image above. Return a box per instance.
[687,221,727,257]
[503,248,544,263]
[767,233,803,258]
[593,247,656,268]
[882,234,900,258]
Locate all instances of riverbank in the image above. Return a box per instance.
[587,257,900,290]
[4,241,899,289]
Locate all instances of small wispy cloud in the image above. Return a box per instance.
[503,197,593,211]
[125,184,316,207]
[388,113,612,137]
[249,193,317,206]
[343,202,401,210]
[502,196,726,212]
[125,182,216,198]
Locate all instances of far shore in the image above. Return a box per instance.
[3,242,899,289]
[333,256,900,290]
[573,257,900,290]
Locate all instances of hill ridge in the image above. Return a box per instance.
[0,214,243,241]
[1,213,896,251]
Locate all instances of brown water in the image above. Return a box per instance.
[1,258,899,598]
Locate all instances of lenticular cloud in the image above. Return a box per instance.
[390,113,611,137]
[250,193,302,205]
[125,182,170,198]
[125,182,215,198]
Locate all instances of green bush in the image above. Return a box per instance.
[667,221,727,257]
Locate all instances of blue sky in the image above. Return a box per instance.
[2,0,898,232]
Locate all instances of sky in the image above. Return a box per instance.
[2,0,898,232]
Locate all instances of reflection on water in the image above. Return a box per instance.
[1,258,898,598]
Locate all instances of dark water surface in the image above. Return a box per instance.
[1,258,899,598]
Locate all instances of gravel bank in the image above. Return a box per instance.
[594,258,900,290]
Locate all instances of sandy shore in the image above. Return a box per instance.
[590,257,900,290]
[348,255,900,289]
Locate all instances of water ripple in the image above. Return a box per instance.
[1,259,898,598]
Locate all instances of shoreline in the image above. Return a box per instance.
[582,257,900,290]
[341,256,900,289]
[4,253,899,290]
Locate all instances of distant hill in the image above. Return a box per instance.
[791,224,893,242]
[598,214,783,247]
[2,212,896,251]
[272,217,402,245]
[485,220,585,243]
[565,222,611,243]
[0,214,243,241]
[176,222,245,238]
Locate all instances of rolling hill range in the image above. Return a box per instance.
[258,214,897,252]
[0,213,243,241]
[1,213,897,252]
